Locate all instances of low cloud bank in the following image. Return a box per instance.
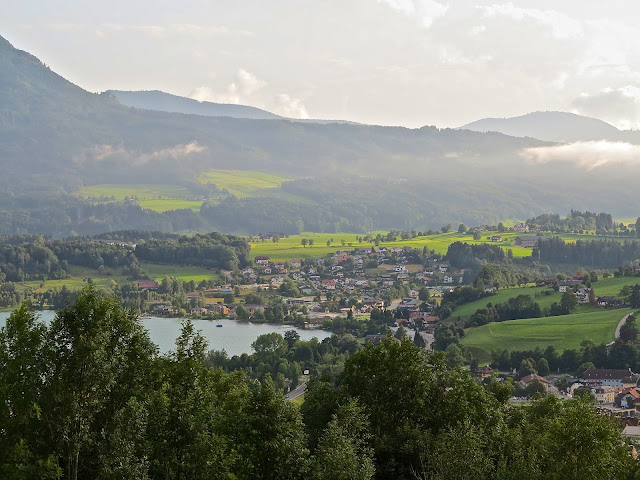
[520,140,640,170]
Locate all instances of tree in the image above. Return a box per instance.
[418,287,430,301]
[238,378,309,480]
[252,332,287,363]
[0,304,60,479]
[560,291,579,314]
[536,357,550,376]
[284,330,301,349]
[445,343,465,368]
[301,238,308,248]
[394,325,408,340]
[311,401,374,480]
[441,224,451,233]
[497,222,506,233]
[43,287,156,480]
[413,330,426,348]
[518,358,537,376]
[473,231,482,241]
[630,284,640,308]
[309,239,314,247]
[458,224,467,233]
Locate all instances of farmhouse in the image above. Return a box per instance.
[137,280,160,290]
[255,256,270,266]
[515,236,545,248]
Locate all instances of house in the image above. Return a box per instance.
[512,222,530,232]
[515,235,545,248]
[273,261,286,272]
[137,280,160,290]
[576,288,592,303]
[262,266,272,274]
[190,307,208,315]
[597,296,619,308]
[321,279,336,290]
[289,259,302,269]
[363,334,395,346]
[208,304,229,315]
[616,388,640,408]
[557,280,581,292]
[579,368,636,387]
[443,275,454,284]
[592,386,616,404]
[490,235,503,242]
[255,256,270,266]
[520,374,550,391]
[473,365,494,379]
[438,264,449,273]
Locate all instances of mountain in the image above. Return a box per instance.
[1,34,640,236]
[458,111,624,143]
[109,90,285,120]
[108,89,360,125]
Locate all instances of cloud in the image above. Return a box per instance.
[74,142,206,166]
[197,69,267,104]
[377,0,449,28]
[571,86,640,130]
[273,94,309,119]
[477,3,583,39]
[520,141,640,170]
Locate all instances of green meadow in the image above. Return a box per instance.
[18,263,220,294]
[198,169,289,197]
[461,308,631,358]
[139,263,221,283]
[78,184,204,212]
[450,287,563,322]
[251,231,533,262]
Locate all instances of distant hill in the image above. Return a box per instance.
[109,90,285,120]
[109,89,360,125]
[458,111,624,143]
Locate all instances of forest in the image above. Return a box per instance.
[1,288,638,480]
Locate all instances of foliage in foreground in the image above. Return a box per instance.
[0,288,638,479]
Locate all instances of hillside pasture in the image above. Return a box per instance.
[251,231,533,262]
[461,309,631,358]
[78,184,204,212]
[140,263,221,283]
[198,169,289,197]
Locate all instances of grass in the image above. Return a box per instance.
[460,308,632,358]
[140,263,221,283]
[451,287,563,322]
[77,184,204,212]
[591,276,640,297]
[251,231,533,262]
[18,263,221,294]
[198,170,290,197]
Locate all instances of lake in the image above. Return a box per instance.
[0,310,330,356]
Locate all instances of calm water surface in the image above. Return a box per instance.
[0,310,329,356]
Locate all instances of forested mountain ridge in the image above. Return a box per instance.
[108,89,285,120]
[2,34,640,235]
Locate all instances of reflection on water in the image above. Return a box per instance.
[0,310,330,356]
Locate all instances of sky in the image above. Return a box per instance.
[3,0,640,129]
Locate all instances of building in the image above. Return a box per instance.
[520,374,550,391]
[579,368,637,387]
[592,386,616,404]
[473,365,494,379]
[515,236,545,248]
[137,280,160,290]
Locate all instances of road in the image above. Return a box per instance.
[615,313,634,339]
[285,381,307,401]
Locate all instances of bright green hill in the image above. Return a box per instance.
[461,309,631,358]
